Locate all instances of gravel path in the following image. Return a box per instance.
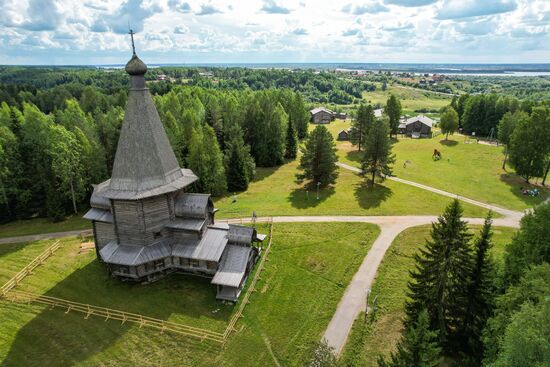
[0,229,92,245]
[0,166,527,357]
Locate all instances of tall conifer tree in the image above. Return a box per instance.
[405,199,473,351]
[385,94,402,138]
[297,125,338,187]
[378,310,441,367]
[361,118,395,185]
[285,115,298,159]
[460,212,497,364]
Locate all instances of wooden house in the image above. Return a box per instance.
[84,50,264,302]
[337,129,351,141]
[310,107,335,124]
[401,115,435,138]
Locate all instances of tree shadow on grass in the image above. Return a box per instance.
[0,241,28,260]
[1,259,229,366]
[346,150,362,164]
[439,139,458,147]
[353,180,393,210]
[251,164,284,183]
[288,185,336,209]
[499,173,549,208]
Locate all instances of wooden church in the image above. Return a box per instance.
[84,41,264,302]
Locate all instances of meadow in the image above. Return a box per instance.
[339,224,518,366]
[0,222,379,367]
[214,158,489,219]
[362,84,451,114]
[334,124,549,211]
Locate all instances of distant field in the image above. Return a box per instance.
[340,224,518,366]
[337,133,549,211]
[362,84,451,114]
[0,222,379,366]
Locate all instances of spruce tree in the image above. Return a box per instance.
[350,104,367,151]
[224,124,255,192]
[460,212,497,364]
[361,118,395,185]
[351,104,375,151]
[297,125,338,187]
[385,94,402,138]
[285,115,298,159]
[405,199,473,351]
[378,310,441,367]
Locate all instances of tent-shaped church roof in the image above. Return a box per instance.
[96,50,197,200]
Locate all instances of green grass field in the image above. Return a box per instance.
[339,224,518,366]
[0,212,90,239]
[337,133,549,211]
[0,222,379,367]
[362,84,451,114]
[214,158,489,219]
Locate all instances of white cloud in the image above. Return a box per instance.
[0,0,547,64]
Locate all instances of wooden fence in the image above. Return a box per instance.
[0,240,61,297]
[0,219,275,345]
[5,289,225,344]
[223,217,274,341]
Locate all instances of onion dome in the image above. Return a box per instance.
[125,53,147,76]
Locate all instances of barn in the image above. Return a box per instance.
[402,115,435,138]
[337,129,351,141]
[83,49,264,302]
[310,107,335,124]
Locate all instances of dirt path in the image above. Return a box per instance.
[336,162,524,221]
[0,229,92,245]
[223,214,520,356]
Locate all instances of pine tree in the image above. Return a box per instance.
[378,310,441,367]
[385,94,402,138]
[350,104,375,151]
[405,200,473,351]
[285,115,298,159]
[297,125,338,187]
[224,124,255,192]
[460,212,497,364]
[361,118,395,185]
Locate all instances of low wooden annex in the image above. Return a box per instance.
[84,48,264,302]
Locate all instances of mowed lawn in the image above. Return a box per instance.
[215,158,490,219]
[338,134,549,211]
[0,222,379,367]
[339,224,518,367]
[0,212,90,239]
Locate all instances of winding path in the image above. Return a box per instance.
[0,166,526,357]
[225,215,520,356]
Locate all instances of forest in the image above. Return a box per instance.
[0,75,310,223]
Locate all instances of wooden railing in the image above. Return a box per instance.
[0,240,61,297]
[223,217,274,341]
[0,219,276,345]
[5,289,225,344]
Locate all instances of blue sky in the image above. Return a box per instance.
[0,0,548,65]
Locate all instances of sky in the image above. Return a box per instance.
[0,0,549,65]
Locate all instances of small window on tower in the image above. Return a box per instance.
[154,231,162,239]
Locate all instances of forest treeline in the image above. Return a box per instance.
[0,84,309,223]
[449,93,549,137]
[0,66,374,109]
